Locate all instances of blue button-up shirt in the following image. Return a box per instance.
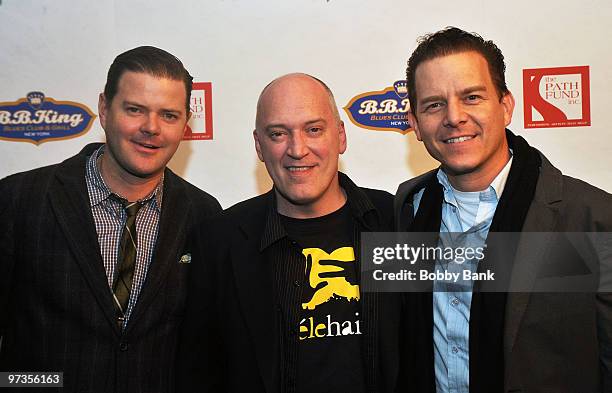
[412,157,512,393]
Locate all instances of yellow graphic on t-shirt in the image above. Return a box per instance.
[301,247,360,310]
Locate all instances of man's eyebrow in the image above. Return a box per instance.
[304,118,327,126]
[417,85,489,108]
[264,123,289,132]
[460,85,487,95]
[160,108,182,114]
[123,100,144,108]
[123,100,183,114]
[264,118,327,131]
[418,95,444,106]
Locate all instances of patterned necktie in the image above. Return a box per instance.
[113,200,142,326]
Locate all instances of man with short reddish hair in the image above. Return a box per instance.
[0,46,220,392]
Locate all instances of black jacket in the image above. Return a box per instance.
[177,173,405,393]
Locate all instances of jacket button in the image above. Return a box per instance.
[119,342,129,351]
[293,280,300,287]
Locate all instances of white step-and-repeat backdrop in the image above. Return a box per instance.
[1,0,610,207]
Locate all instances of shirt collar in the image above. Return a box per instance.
[85,144,163,211]
[436,151,514,204]
[259,171,377,251]
[490,153,513,199]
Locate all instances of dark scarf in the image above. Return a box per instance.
[409,130,541,393]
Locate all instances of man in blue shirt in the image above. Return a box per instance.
[395,27,612,393]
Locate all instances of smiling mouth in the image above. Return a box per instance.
[135,141,160,150]
[444,135,475,144]
[286,165,315,172]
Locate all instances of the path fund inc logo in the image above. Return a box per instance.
[344,80,413,134]
[523,66,591,129]
[184,82,213,140]
[0,92,95,144]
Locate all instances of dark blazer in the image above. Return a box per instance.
[0,143,221,393]
[395,151,612,393]
[177,174,405,393]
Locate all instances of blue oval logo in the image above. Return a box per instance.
[0,92,96,144]
[344,81,412,134]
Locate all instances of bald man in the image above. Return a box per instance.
[176,74,403,393]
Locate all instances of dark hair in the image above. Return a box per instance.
[406,27,508,112]
[103,46,193,114]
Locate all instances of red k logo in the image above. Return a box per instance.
[523,66,590,129]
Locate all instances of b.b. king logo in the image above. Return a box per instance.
[184,82,213,140]
[523,66,591,129]
[344,80,413,134]
[0,92,96,144]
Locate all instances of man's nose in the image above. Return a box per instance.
[443,100,468,128]
[287,131,309,159]
[141,113,161,135]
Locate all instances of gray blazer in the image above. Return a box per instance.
[395,151,612,393]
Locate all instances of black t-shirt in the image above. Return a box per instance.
[280,204,365,393]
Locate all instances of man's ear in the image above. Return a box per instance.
[338,120,347,154]
[182,110,192,136]
[98,93,108,130]
[253,129,264,162]
[407,110,422,141]
[501,91,515,127]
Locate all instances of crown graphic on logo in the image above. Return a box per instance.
[26,91,46,109]
[393,81,408,98]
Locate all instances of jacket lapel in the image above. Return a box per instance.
[49,149,120,335]
[394,169,437,231]
[127,170,191,329]
[231,216,278,393]
[504,154,563,364]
